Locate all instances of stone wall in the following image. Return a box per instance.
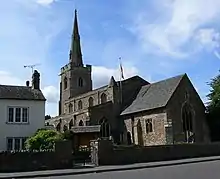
[123,108,167,146]
[92,139,220,166]
[0,141,72,172]
[166,75,210,143]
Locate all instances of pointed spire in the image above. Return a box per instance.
[108,76,117,87]
[69,9,83,67]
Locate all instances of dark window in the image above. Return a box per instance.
[146,119,153,133]
[78,77,83,87]
[88,97,94,107]
[69,103,73,113]
[99,118,110,137]
[8,108,14,122]
[78,100,82,110]
[7,138,13,151]
[22,138,26,150]
[79,120,84,126]
[56,122,61,131]
[101,93,107,103]
[14,138,20,151]
[22,108,28,122]
[15,108,21,122]
[63,125,68,132]
[69,119,73,129]
[64,77,68,89]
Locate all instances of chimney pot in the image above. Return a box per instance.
[26,81,30,87]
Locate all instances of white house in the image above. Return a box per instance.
[0,70,46,151]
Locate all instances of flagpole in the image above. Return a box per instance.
[119,57,123,104]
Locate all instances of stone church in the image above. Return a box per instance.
[46,10,210,148]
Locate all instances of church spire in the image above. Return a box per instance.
[69,9,83,66]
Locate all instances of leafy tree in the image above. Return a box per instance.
[45,115,52,120]
[206,72,220,141]
[25,129,63,150]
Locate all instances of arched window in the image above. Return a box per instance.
[182,103,194,143]
[88,97,94,107]
[68,103,73,113]
[78,100,82,110]
[78,77,83,87]
[182,104,193,132]
[69,119,73,129]
[63,125,68,132]
[56,122,61,132]
[101,93,107,104]
[99,118,110,138]
[79,120,84,126]
[146,119,153,134]
[64,77,68,89]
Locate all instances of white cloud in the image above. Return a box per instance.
[42,86,59,103]
[92,65,139,88]
[131,0,220,58]
[0,71,24,86]
[36,0,56,6]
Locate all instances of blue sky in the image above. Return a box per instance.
[1,0,220,117]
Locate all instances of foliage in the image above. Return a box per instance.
[45,115,52,120]
[62,130,74,140]
[206,72,220,141]
[25,129,63,150]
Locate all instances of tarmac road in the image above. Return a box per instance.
[39,159,220,179]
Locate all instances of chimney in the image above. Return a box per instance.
[26,81,30,87]
[32,70,40,90]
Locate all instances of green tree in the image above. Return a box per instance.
[25,129,63,150]
[206,72,220,141]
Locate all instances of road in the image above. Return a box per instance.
[39,160,220,179]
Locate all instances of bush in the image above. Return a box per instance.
[25,129,63,150]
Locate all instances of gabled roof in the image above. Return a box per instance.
[0,85,46,101]
[121,74,185,115]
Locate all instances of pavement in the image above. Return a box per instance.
[1,156,220,178]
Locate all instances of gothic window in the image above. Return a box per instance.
[63,125,68,132]
[182,104,193,132]
[69,119,73,129]
[78,77,83,87]
[99,118,110,138]
[100,93,107,104]
[146,119,153,134]
[131,116,135,143]
[182,103,194,143]
[78,100,82,110]
[56,122,61,132]
[68,103,73,113]
[64,77,68,89]
[79,120,84,126]
[88,97,94,107]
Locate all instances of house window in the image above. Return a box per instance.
[7,138,27,151]
[78,100,82,110]
[101,93,107,104]
[146,119,153,133]
[15,108,21,122]
[22,108,28,122]
[64,77,68,89]
[88,97,94,107]
[78,77,83,87]
[8,108,14,122]
[7,107,29,124]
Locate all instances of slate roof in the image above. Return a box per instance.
[120,74,185,115]
[0,85,46,101]
[71,125,101,133]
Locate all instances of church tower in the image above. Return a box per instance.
[59,10,92,115]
